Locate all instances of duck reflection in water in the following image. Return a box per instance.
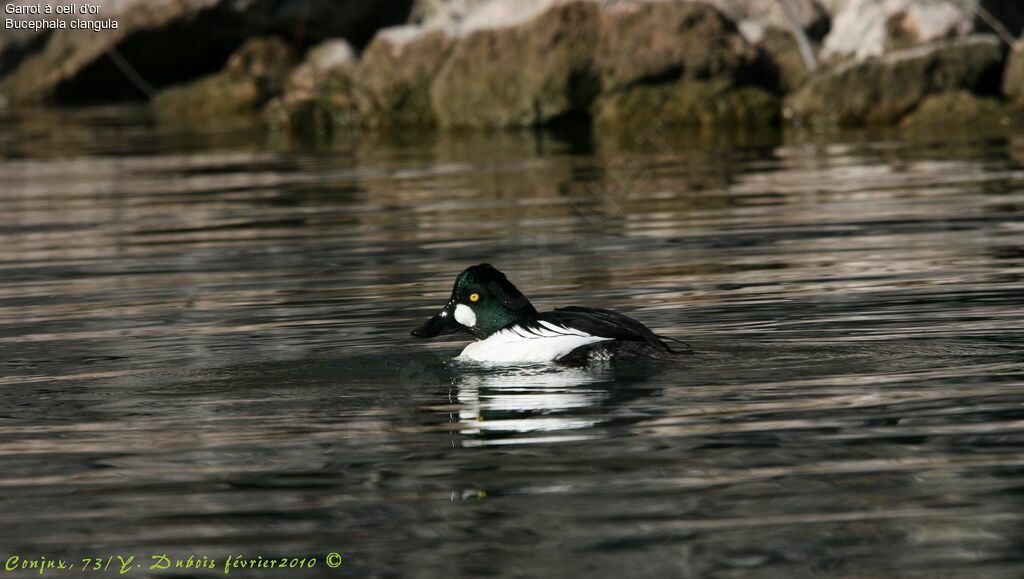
[443,360,664,445]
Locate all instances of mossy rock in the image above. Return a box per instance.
[154,36,294,121]
[357,28,453,127]
[757,27,815,93]
[222,36,294,96]
[900,90,1014,127]
[154,75,262,120]
[593,80,780,131]
[787,35,1005,127]
[264,67,361,136]
[1002,48,1024,107]
[431,1,601,128]
[596,1,766,91]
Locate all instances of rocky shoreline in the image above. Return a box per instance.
[2,0,1024,133]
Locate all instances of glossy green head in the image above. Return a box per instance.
[411,264,538,339]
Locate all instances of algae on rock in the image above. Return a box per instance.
[357,28,454,127]
[900,90,1014,127]
[593,79,779,131]
[154,36,295,121]
[595,1,766,92]
[787,35,1005,126]
[265,65,362,136]
[431,2,601,128]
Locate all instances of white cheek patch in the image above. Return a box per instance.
[454,303,477,327]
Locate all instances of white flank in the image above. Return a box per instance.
[454,303,477,327]
[458,322,611,363]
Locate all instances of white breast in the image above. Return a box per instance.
[457,321,612,363]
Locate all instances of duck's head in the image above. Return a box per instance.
[411,264,537,340]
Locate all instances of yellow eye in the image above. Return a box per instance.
[469,292,480,303]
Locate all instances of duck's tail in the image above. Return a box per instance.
[656,334,693,355]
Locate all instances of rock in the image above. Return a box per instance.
[153,76,262,121]
[757,27,817,92]
[429,0,776,128]
[886,2,977,53]
[430,1,600,127]
[302,39,357,72]
[416,0,831,40]
[453,0,569,35]
[409,0,500,27]
[357,27,454,126]
[899,90,1013,127]
[592,79,779,130]
[591,1,779,130]
[223,36,295,93]
[821,0,1023,62]
[268,24,452,131]
[154,37,295,120]
[819,0,962,61]
[282,39,357,98]
[0,0,413,105]
[787,35,1005,126]
[596,1,767,92]
[1002,48,1024,106]
[265,66,361,136]
[708,0,830,40]
[264,40,362,136]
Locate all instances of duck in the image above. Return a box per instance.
[410,264,684,363]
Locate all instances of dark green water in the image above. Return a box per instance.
[1,106,1023,577]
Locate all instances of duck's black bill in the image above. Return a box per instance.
[411,304,462,338]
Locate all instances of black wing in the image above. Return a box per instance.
[536,306,672,352]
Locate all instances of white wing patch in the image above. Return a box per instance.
[458,322,611,363]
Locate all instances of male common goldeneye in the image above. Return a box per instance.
[410,264,682,363]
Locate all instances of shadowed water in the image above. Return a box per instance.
[1,106,1023,577]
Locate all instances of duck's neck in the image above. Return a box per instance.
[472,310,525,339]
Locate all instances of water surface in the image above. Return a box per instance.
[1,107,1023,577]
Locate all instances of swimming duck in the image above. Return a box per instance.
[411,264,682,363]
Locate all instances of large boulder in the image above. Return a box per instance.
[429,0,777,128]
[706,0,829,93]
[430,1,600,127]
[595,1,767,91]
[0,0,413,105]
[593,79,779,130]
[1002,48,1024,106]
[899,90,1014,127]
[264,40,361,136]
[754,27,818,92]
[290,38,358,85]
[356,27,454,126]
[272,0,790,131]
[591,1,780,129]
[820,0,1023,62]
[409,0,509,28]
[414,0,829,37]
[154,36,295,120]
[709,0,830,39]
[822,0,968,61]
[266,70,361,137]
[787,35,1005,126]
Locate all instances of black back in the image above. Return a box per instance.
[536,306,672,352]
